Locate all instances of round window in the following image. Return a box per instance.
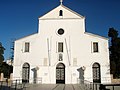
[57,28,64,35]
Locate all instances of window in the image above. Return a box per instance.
[57,28,64,35]
[58,42,63,52]
[59,10,63,16]
[59,53,63,61]
[25,42,30,52]
[93,42,98,52]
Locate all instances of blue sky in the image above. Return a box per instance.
[0,0,120,60]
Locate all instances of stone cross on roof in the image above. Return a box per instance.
[60,0,63,5]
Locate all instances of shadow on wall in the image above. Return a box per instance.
[77,67,84,83]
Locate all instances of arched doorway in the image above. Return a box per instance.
[92,62,101,83]
[22,63,30,83]
[56,63,65,84]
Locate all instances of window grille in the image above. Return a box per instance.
[58,42,63,52]
[93,42,98,52]
[92,62,101,83]
[25,42,30,52]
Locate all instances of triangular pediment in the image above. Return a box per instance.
[39,5,85,19]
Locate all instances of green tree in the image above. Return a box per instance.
[0,42,5,73]
[108,28,118,39]
[1,62,13,78]
[0,42,13,78]
[0,42,5,64]
[108,27,120,78]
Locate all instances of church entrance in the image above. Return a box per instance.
[22,63,30,83]
[56,63,65,84]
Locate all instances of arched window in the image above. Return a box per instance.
[22,63,30,83]
[92,62,101,83]
[59,10,63,16]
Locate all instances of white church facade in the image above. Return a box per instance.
[13,3,111,84]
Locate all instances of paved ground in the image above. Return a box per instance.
[25,84,120,90]
[1,83,120,90]
[26,84,84,90]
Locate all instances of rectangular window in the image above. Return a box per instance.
[59,10,63,16]
[93,42,98,52]
[58,42,63,52]
[25,42,30,52]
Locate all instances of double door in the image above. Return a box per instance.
[56,63,65,84]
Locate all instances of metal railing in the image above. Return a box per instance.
[100,84,120,90]
[1,78,120,90]
[78,79,100,90]
[78,79,120,90]
[0,78,42,90]
[0,80,27,90]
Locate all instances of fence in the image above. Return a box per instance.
[100,84,120,90]
[1,79,120,90]
[78,79,120,90]
[0,78,42,90]
[78,79,100,90]
[0,80,27,90]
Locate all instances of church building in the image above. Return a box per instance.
[13,2,111,84]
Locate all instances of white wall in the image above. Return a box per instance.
[13,5,111,84]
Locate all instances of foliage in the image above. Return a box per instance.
[108,27,120,78]
[0,62,13,78]
[108,28,118,38]
[0,42,13,78]
[0,42,5,63]
[0,42,5,73]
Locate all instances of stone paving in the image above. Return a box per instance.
[24,84,120,90]
[26,84,84,90]
[1,83,120,90]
